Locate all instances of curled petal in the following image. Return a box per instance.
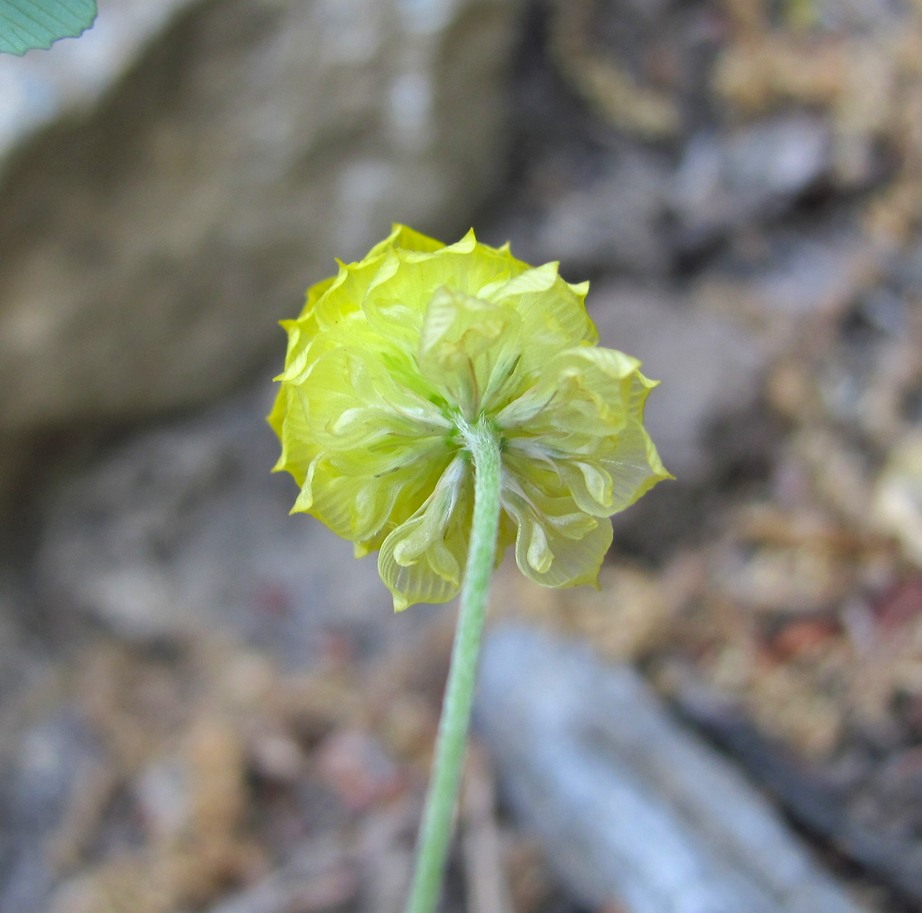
[501,348,671,517]
[309,224,444,335]
[305,347,448,446]
[378,458,472,611]
[501,468,612,588]
[560,459,613,512]
[295,454,448,546]
[417,287,521,417]
[359,230,531,347]
[269,383,315,486]
[370,223,446,258]
[487,263,597,372]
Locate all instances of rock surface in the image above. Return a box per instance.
[35,376,398,650]
[0,0,521,441]
[588,283,769,485]
[476,624,872,913]
[0,711,103,913]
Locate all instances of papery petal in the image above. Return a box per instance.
[306,225,441,333]
[269,382,314,485]
[295,273,337,321]
[306,343,447,436]
[274,274,334,385]
[396,230,532,298]
[313,257,385,332]
[296,453,449,545]
[306,223,442,337]
[378,458,472,610]
[498,347,671,522]
[504,347,644,435]
[501,468,613,588]
[598,390,673,511]
[417,287,521,417]
[360,231,531,348]
[369,223,446,258]
[284,341,454,543]
[487,263,597,377]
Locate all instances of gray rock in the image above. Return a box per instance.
[0,0,521,440]
[505,151,673,276]
[0,712,101,913]
[0,581,31,698]
[720,230,879,322]
[475,625,872,913]
[672,115,831,247]
[36,376,402,652]
[588,283,768,484]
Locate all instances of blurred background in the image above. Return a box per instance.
[1,0,921,911]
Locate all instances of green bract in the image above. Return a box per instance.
[270,225,670,610]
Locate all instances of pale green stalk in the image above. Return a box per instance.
[404,414,503,913]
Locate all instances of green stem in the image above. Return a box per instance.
[405,415,503,913]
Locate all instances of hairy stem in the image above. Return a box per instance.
[404,415,502,913]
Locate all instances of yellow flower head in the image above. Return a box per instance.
[269,225,671,611]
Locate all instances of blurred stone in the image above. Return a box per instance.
[476,624,871,913]
[588,283,769,484]
[0,712,101,913]
[504,150,672,276]
[584,282,777,554]
[0,581,32,699]
[36,376,395,651]
[672,115,831,250]
[892,238,922,294]
[0,0,521,441]
[693,228,882,333]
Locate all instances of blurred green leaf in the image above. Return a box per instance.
[0,0,97,56]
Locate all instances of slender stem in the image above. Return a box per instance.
[405,415,503,913]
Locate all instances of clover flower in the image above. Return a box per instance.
[270,225,670,611]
